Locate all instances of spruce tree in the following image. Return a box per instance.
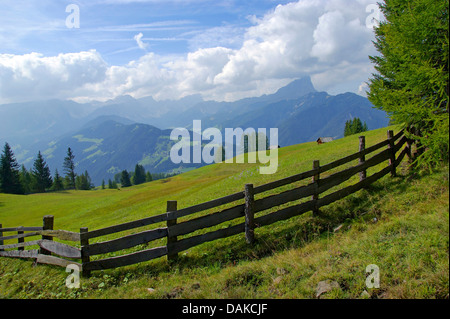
[32,151,52,193]
[63,147,76,189]
[0,143,24,194]
[344,118,368,137]
[120,170,132,188]
[132,164,146,185]
[19,164,32,194]
[51,169,64,191]
[368,0,449,167]
[76,170,93,190]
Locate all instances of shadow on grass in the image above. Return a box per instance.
[94,168,445,279]
[166,171,430,271]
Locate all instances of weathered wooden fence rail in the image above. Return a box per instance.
[0,130,413,276]
[0,215,81,268]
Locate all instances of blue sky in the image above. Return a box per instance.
[0,0,381,104]
[2,0,293,64]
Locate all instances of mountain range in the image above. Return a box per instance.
[0,76,389,185]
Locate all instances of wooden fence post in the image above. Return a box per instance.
[0,223,3,252]
[312,160,320,216]
[166,200,178,263]
[359,136,366,182]
[387,130,396,177]
[18,226,24,251]
[244,184,255,244]
[40,215,54,255]
[80,227,91,277]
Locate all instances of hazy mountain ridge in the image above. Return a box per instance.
[0,76,389,185]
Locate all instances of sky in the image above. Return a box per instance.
[0,0,383,104]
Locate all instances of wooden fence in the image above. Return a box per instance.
[0,130,413,276]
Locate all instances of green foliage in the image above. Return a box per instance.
[0,127,447,299]
[51,169,64,191]
[0,143,23,194]
[76,170,94,190]
[344,118,369,137]
[19,165,32,194]
[120,170,132,188]
[63,147,76,189]
[132,164,146,185]
[108,178,118,189]
[31,151,52,193]
[368,0,449,168]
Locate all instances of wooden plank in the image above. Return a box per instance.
[166,201,178,262]
[318,148,390,194]
[0,229,80,242]
[85,228,168,256]
[393,129,405,142]
[254,200,315,227]
[319,139,390,174]
[83,246,167,271]
[81,213,167,241]
[80,227,90,277]
[168,191,245,220]
[253,168,317,195]
[394,135,408,153]
[41,230,80,242]
[18,228,24,251]
[0,249,39,258]
[312,160,320,216]
[40,216,54,255]
[38,240,81,259]
[169,223,245,255]
[0,224,3,252]
[0,232,40,241]
[359,136,366,182]
[317,165,391,208]
[387,130,396,177]
[0,227,43,232]
[244,184,255,244]
[169,204,244,237]
[254,183,316,213]
[36,254,82,269]
[394,147,408,167]
[0,240,42,250]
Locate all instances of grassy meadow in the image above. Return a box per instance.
[0,126,448,299]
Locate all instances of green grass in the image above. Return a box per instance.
[0,126,448,299]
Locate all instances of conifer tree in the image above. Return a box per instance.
[51,169,64,191]
[19,164,32,194]
[120,170,132,188]
[368,0,448,166]
[132,164,146,185]
[32,151,52,193]
[344,118,368,137]
[75,170,93,190]
[63,147,76,189]
[0,142,23,194]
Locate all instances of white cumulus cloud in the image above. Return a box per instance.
[0,0,380,104]
[134,32,149,50]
